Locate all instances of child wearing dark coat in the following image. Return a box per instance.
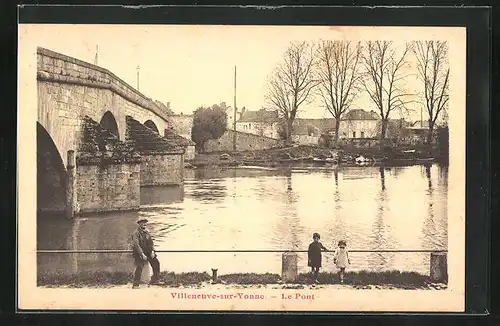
[307,233,329,283]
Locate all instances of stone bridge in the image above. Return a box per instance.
[37,47,189,217]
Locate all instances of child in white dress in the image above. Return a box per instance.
[333,240,350,283]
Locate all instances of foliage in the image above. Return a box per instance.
[38,270,441,289]
[191,104,228,152]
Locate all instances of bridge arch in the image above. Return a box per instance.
[100,111,120,139]
[144,119,159,134]
[37,122,67,217]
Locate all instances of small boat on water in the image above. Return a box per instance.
[237,166,278,171]
[312,153,338,164]
[355,155,373,164]
[291,169,310,173]
[312,157,337,163]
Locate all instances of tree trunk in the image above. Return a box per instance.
[334,119,340,141]
[286,118,294,143]
[427,120,435,145]
[380,119,388,140]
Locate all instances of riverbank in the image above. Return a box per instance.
[38,270,447,290]
[190,145,446,168]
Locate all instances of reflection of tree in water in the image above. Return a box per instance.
[379,166,386,191]
[420,164,447,254]
[189,180,228,204]
[389,166,403,178]
[438,163,449,187]
[333,169,341,210]
[268,174,304,254]
[436,164,449,247]
[327,169,349,254]
[366,185,399,272]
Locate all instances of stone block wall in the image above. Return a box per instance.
[204,129,282,153]
[140,153,184,186]
[37,47,168,121]
[75,163,141,214]
[37,47,171,165]
[185,145,195,161]
[168,114,193,140]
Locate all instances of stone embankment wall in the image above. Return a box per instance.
[204,129,282,152]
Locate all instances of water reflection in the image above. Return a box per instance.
[189,180,228,204]
[38,164,448,276]
[140,186,184,206]
[379,166,386,191]
[269,172,303,251]
[420,164,448,251]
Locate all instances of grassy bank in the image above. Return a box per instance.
[38,270,446,289]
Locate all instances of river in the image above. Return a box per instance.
[37,163,448,276]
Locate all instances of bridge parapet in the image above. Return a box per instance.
[37,47,170,122]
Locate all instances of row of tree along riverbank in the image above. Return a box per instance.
[38,270,447,290]
[189,144,448,169]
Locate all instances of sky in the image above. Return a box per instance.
[21,24,456,121]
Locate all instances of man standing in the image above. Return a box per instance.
[131,217,160,288]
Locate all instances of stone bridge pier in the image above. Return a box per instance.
[36,47,189,218]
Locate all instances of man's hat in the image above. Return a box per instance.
[137,217,148,224]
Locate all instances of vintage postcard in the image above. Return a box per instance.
[18,23,465,312]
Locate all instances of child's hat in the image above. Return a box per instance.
[313,232,320,239]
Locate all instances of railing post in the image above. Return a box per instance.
[282,252,298,282]
[430,252,448,283]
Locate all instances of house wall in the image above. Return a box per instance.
[339,120,379,139]
[235,121,280,139]
[291,135,320,145]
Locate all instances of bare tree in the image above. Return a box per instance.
[316,40,363,141]
[265,41,317,142]
[362,41,414,140]
[412,41,450,144]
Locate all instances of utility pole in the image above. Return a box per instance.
[136,65,140,91]
[420,106,423,127]
[94,45,99,65]
[233,66,237,151]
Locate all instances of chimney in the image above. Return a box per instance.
[167,102,170,110]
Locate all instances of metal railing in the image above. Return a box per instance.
[37,249,447,254]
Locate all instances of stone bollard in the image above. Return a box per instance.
[430,252,448,283]
[282,252,298,282]
[140,262,152,284]
[212,269,218,283]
